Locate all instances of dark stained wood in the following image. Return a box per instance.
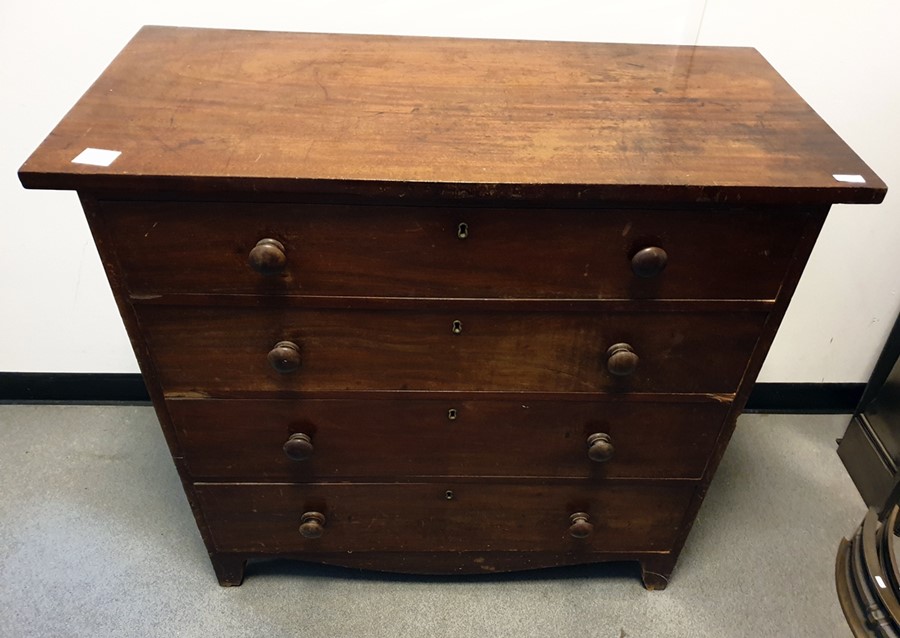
[139,306,766,396]
[100,201,808,301]
[182,389,733,404]
[568,513,594,538]
[247,238,287,275]
[639,554,678,590]
[210,553,247,587]
[167,397,729,480]
[631,246,668,279]
[606,343,639,377]
[19,27,885,205]
[130,295,776,313]
[215,550,675,578]
[282,433,314,462]
[194,481,695,554]
[586,433,616,463]
[267,340,301,374]
[22,30,885,588]
[298,512,327,539]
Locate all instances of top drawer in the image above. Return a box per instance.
[97,201,807,300]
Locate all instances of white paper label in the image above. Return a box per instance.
[71,148,121,167]
[876,575,887,589]
[833,174,866,184]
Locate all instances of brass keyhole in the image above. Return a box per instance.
[447,408,458,421]
[457,222,469,240]
[451,319,463,335]
[445,490,455,500]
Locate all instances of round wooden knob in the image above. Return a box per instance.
[268,340,301,374]
[587,433,615,462]
[298,511,326,538]
[631,246,668,278]
[607,343,639,376]
[248,238,287,275]
[283,433,314,461]
[569,512,594,539]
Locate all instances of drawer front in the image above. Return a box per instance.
[195,482,695,553]
[169,398,729,480]
[101,201,806,300]
[139,307,766,395]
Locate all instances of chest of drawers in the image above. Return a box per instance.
[19,26,885,589]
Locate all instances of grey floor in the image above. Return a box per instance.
[0,406,862,638]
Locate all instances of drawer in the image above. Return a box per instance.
[170,398,728,480]
[99,201,807,300]
[139,306,766,395]
[194,482,695,553]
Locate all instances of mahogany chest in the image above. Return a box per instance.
[19,26,885,589]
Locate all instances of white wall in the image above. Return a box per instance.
[1,1,897,380]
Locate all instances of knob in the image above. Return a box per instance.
[607,343,639,376]
[298,511,326,538]
[569,512,594,539]
[248,238,287,275]
[283,433,314,461]
[631,246,668,278]
[268,340,301,374]
[587,433,615,462]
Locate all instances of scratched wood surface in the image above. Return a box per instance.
[136,306,767,396]
[167,397,729,480]
[100,200,808,300]
[21,32,883,589]
[19,26,885,204]
[194,481,695,553]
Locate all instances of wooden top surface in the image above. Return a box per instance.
[19,26,885,205]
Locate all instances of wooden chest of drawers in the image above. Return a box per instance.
[19,26,885,589]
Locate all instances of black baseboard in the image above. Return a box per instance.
[0,373,151,405]
[743,382,864,414]
[0,373,865,414]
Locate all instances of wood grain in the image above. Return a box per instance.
[136,306,768,396]
[167,397,729,480]
[100,200,808,300]
[19,27,885,205]
[213,550,677,583]
[194,481,695,553]
[22,29,885,588]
